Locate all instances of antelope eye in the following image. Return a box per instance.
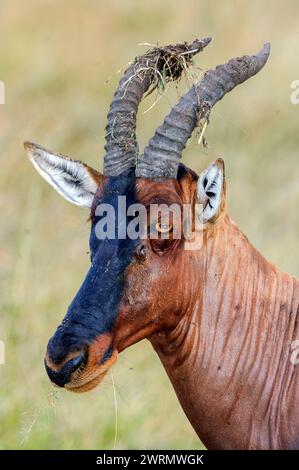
[155,222,173,233]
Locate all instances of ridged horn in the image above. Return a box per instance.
[103,37,212,176]
[136,43,270,180]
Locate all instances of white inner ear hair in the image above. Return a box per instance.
[197,164,223,223]
[27,144,98,207]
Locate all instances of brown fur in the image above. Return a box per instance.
[45,165,299,448]
[109,168,299,449]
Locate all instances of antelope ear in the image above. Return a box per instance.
[196,159,225,224]
[24,142,103,208]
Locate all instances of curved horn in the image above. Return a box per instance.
[136,43,271,180]
[103,37,212,176]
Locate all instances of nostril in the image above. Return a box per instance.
[69,353,84,370]
[45,350,87,388]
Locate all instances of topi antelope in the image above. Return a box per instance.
[24,38,299,450]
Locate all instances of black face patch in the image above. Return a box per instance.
[47,170,139,365]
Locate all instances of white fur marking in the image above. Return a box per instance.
[197,162,223,223]
[25,143,98,208]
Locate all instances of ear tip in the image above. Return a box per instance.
[24,141,37,154]
[215,157,225,170]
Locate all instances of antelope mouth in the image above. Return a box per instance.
[45,335,119,393]
[64,349,118,393]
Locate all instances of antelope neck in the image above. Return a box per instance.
[151,217,299,449]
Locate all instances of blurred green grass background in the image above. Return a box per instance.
[0,0,299,450]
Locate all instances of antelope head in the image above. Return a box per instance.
[25,39,270,392]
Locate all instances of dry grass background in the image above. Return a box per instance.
[0,0,299,449]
